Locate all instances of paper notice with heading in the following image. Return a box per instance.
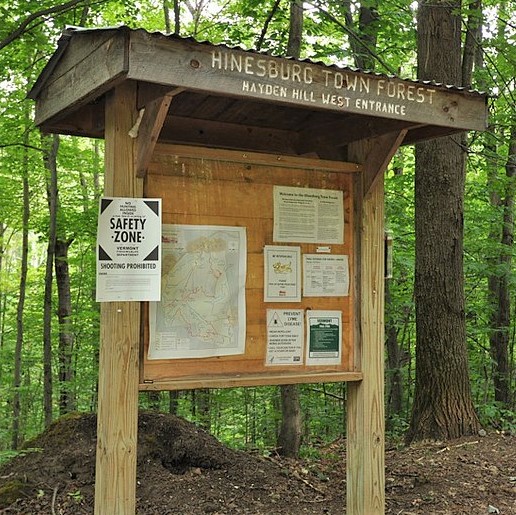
[303,254,349,297]
[273,185,344,244]
[266,309,304,365]
[264,245,301,302]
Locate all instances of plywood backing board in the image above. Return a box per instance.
[141,145,360,389]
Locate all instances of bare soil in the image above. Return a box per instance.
[0,412,515,514]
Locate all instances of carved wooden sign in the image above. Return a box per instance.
[32,28,488,136]
[127,31,488,131]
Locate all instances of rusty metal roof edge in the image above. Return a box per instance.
[30,25,488,99]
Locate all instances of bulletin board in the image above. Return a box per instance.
[140,144,361,390]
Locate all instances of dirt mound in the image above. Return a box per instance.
[1,412,515,514]
[0,412,337,514]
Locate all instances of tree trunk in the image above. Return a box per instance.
[169,391,179,415]
[488,127,516,405]
[277,384,302,457]
[286,0,303,57]
[163,0,171,33]
[173,0,181,35]
[193,388,211,431]
[0,223,6,358]
[406,0,479,443]
[42,133,60,427]
[341,0,379,70]
[385,278,403,427]
[55,237,76,414]
[12,124,30,450]
[462,0,481,88]
[276,0,304,459]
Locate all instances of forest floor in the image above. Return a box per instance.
[0,412,515,514]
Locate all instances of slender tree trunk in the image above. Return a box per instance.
[276,0,304,458]
[488,128,516,404]
[277,384,302,457]
[55,237,76,414]
[163,0,171,33]
[169,390,179,415]
[42,133,60,427]
[0,223,6,359]
[462,0,482,88]
[406,0,479,443]
[483,3,513,406]
[173,0,181,34]
[256,0,282,51]
[286,0,303,57]
[12,123,31,450]
[385,279,403,428]
[196,388,211,431]
[341,0,378,70]
[147,391,162,411]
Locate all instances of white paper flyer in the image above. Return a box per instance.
[273,185,344,244]
[303,254,349,297]
[265,309,304,365]
[264,245,301,302]
[96,197,161,302]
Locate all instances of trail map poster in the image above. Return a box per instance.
[148,224,247,359]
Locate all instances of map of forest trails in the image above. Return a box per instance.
[149,225,246,359]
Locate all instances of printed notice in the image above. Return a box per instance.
[306,310,342,366]
[266,310,304,365]
[96,197,161,302]
[148,225,247,359]
[273,185,344,244]
[303,254,349,297]
[264,246,301,302]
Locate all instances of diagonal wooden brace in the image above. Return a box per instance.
[134,87,185,178]
[363,129,408,198]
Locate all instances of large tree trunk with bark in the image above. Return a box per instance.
[406,0,480,443]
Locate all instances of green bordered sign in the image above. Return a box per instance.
[306,310,342,366]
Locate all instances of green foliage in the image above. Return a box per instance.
[0,447,41,467]
[477,402,516,433]
[0,0,515,453]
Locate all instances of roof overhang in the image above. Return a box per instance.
[29,27,489,159]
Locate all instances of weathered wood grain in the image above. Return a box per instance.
[126,31,488,131]
[94,82,142,515]
[141,147,356,387]
[34,32,128,126]
[346,139,390,515]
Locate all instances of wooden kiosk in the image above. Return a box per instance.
[29,27,488,514]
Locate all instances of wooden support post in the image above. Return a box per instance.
[346,134,403,515]
[94,81,142,515]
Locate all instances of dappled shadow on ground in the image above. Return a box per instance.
[0,412,515,514]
